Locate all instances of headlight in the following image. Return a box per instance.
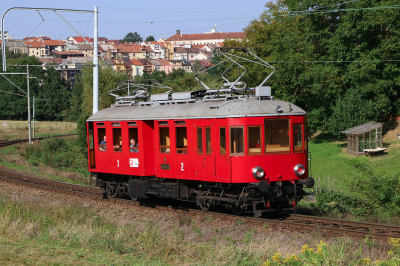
[294,164,305,177]
[252,166,265,180]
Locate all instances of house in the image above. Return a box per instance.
[174,47,188,60]
[43,40,67,54]
[150,42,167,59]
[163,41,175,60]
[158,59,173,74]
[131,44,147,59]
[166,30,246,45]
[168,60,192,73]
[51,51,84,59]
[67,36,91,44]
[186,48,200,61]
[66,43,80,52]
[116,42,137,59]
[130,59,144,77]
[111,59,125,73]
[139,59,153,74]
[0,41,27,54]
[23,36,51,42]
[106,39,119,45]
[76,44,94,57]
[99,43,117,59]
[24,41,46,57]
[89,37,108,43]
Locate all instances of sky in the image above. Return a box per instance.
[0,0,268,41]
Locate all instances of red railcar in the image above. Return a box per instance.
[86,48,314,216]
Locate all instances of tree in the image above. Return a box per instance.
[225,0,400,133]
[80,61,128,116]
[121,32,142,43]
[145,36,155,42]
[325,89,378,138]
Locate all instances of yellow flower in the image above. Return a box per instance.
[316,240,327,254]
[290,255,298,261]
[388,237,400,248]
[272,252,282,263]
[263,261,271,266]
[362,257,371,264]
[388,251,393,255]
[302,244,308,253]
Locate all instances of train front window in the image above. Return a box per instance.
[248,126,261,154]
[98,128,106,151]
[219,127,226,155]
[197,127,203,154]
[264,119,290,153]
[293,124,303,153]
[129,128,139,153]
[230,127,244,154]
[159,127,170,153]
[176,127,188,154]
[113,128,122,152]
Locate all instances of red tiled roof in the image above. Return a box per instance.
[24,41,45,48]
[43,40,66,46]
[38,57,63,64]
[89,37,107,42]
[158,59,171,66]
[130,59,143,66]
[23,37,52,41]
[166,32,246,42]
[70,36,91,43]
[151,42,167,48]
[116,43,138,53]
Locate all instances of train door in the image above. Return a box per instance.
[203,119,216,182]
[87,122,96,169]
[216,124,230,182]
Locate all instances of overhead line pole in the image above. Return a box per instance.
[93,6,99,114]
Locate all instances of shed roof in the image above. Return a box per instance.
[87,97,306,121]
[341,121,384,135]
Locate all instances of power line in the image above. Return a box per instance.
[98,6,261,14]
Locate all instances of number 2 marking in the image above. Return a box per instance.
[117,160,120,167]
[181,162,184,171]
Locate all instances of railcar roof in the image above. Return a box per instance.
[87,97,306,121]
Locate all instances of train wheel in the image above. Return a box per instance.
[199,200,212,212]
[231,205,244,216]
[110,186,120,199]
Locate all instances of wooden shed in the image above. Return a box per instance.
[341,121,385,156]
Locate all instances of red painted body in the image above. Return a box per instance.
[87,115,309,184]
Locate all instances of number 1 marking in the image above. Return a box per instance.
[117,160,120,167]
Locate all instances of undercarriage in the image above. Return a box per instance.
[94,172,314,217]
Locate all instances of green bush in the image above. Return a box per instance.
[314,163,400,217]
[24,138,88,172]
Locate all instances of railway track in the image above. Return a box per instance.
[1,137,400,241]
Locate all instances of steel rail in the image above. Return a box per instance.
[1,138,400,240]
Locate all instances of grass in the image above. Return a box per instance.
[309,132,400,194]
[0,136,90,186]
[0,188,399,265]
[0,120,77,141]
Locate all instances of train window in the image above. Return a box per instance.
[112,123,121,127]
[248,126,262,154]
[230,127,244,154]
[129,128,139,153]
[97,123,105,127]
[113,128,122,152]
[205,127,212,154]
[175,121,186,125]
[264,119,290,153]
[128,122,137,126]
[158,121,168,126]
[293,124,303,152]
[159,127,170,153]
[98,128,107,151]
[219,127,226,155]
[176,127,188,154]
[197,127,203,154]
